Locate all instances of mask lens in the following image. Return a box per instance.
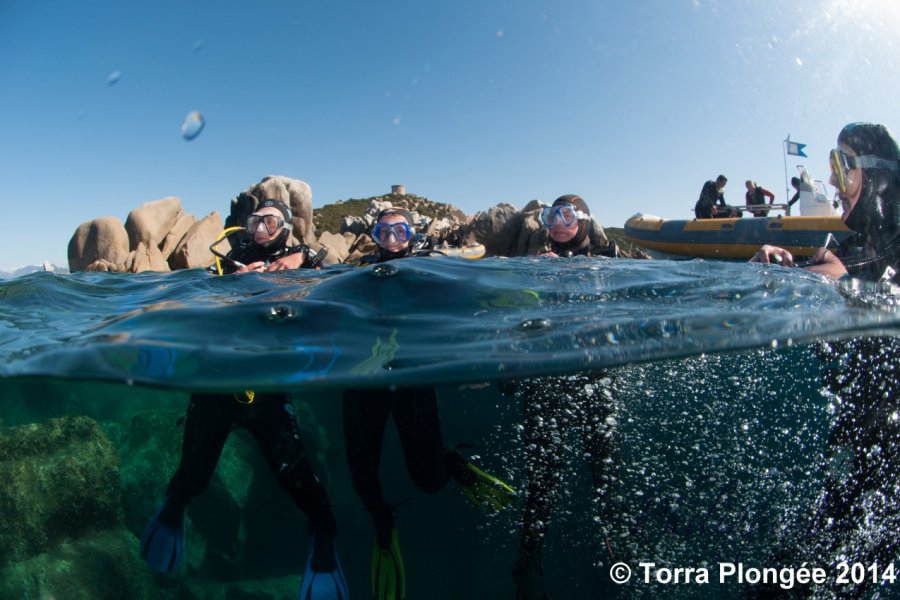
[830,149,848,194]
[373,222,412,246]
[540,204,579,227]
[247,214,284,235]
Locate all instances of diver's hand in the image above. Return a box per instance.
[750,245,793,266]
[265,251,306,272]
[235,261,267,274]
[539,251,559,258]
[805,248,849,280]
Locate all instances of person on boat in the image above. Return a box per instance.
[140,198,348,599]
[750,122,900,282]
[785,177,802,216]
[745,180,775,217]
[508,194,624,600]
[538,194,618,258]
[344,207,517,600]
[695,174,740,219]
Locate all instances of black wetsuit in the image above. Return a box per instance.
[511,243,625,583]
[695,180,736,219]
[163,239,335,537]
[343,247,466,543]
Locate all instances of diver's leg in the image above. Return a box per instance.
[166,393,235,510]
[142,392,234,572]
[246,393,348,597]
[245,393,335,532]
[392,387,453,494]
[343,388,394,532]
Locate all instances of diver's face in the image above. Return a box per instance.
[549,217,578,243]
[376,214,411,253]
[830,144,863,223]
[249,206,284,245]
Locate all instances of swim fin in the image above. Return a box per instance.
[371,527,406,600]
[299,532,349,600]
[139,496,185,573]
[457,461,518,511]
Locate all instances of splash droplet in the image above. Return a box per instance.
[496,30,505,38]
[192,40,204,53]
[371,263,399,278]
[392,115,401,126]
[107,71,121,86]
[181,110,205,141]
[795,57,803,67]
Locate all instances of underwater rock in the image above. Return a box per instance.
[0,415,122,566]
[0,528,162,600]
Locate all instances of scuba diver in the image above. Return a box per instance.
[140,198,347,600]
[539,194,618,258]
[749,123,900,599]
[752,122,900,281]
[508,195,624,600]
[343,207,517,600]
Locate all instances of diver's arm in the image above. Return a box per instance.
[750,245,794,266]
[804,248,849,280]
[265,250,307,272]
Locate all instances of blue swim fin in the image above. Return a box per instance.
[299,532,349,600]
[139,496,185,573]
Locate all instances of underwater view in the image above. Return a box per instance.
[2,258,900,599]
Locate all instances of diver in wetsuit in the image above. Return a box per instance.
[344,208,516,600]
[510,195,624,600]
[750,123,900,599]
[140,199,348,600]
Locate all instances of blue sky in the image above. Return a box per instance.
[2,0,899,270]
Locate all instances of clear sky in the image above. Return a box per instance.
[2,0,899,270]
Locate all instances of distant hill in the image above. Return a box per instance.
[313,193,466,233]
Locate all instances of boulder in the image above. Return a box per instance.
[68,217,130,272]
[129,241,170,273]
[227,176,315,244]
[124,197,183,251]
[84,258,121,272]
[340,215,368,236]
[0,416,121,566]
[316,230,353,264]
[461,203,520,256]
[159,212,198,260]
[168,211,224,270]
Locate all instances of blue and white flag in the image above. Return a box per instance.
[785,137,807,157]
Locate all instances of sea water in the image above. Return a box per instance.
[1,257,899,599]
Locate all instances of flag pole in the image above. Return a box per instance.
[783,134,790,206]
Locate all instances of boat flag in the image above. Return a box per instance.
[785,137,807,157]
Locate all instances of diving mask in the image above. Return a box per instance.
[540,204,588,228]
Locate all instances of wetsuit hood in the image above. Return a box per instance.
[839,123,900,246]
[548,194,592,256]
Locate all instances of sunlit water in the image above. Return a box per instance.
[2,257,900,599]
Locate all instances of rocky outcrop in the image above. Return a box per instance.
[68,216,131,272]
[124,196,183,252]
[168,211,224,270]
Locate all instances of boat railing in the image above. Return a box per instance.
[690,203,791,215]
